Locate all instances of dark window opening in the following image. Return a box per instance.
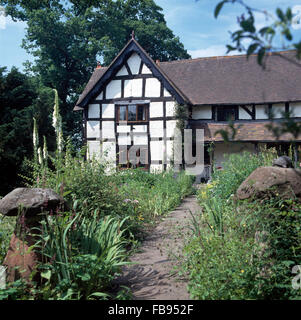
[216,106,238,121]
[266,143,290,157]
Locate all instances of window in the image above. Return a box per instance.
[216,106,238,121]
[117,104,147,122]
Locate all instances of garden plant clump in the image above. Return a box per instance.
[0,90,194,300]
[182,148,301,300]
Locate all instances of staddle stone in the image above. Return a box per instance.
[0,188,64,217]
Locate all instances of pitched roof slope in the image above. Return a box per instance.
[159,51,301,105]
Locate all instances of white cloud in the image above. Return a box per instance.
[0,7,6,30]
[0,7,27,31]
[188,44,240,58]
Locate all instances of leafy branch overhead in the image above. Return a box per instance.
[206,0,301,66]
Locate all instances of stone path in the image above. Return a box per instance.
[113,194,200,300]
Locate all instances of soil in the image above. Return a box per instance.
[113,194,200,300]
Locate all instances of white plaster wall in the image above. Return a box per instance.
[150,102,164,118]
[166,101,176,117]
[101,121,115,139]
[106,80,122,99]
[166,120,177,138]
[87,141,101,160]
[150,140,163,160]
[149,121,164,137]
[214,143,256,168]
[132,126,148,145]
[164,88,171,97]
[290,102,301,117]
[192,106,212,120]
[272,103,286,118]
[239,106,252,120]
[141,64,152,74]
[133,125,147,133]
[102,104,114,118]
[116,65,128,76]
[88,104,100,118]
[87,121,100,138]
[145,78,161,97]
[118,133,131,145]
[256,105,269,119]
[133,133,148,145]
[166,140,173,162]
[117,125,131,133]
[124,79,143,97]
[127,53,141,75]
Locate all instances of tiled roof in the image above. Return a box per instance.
[75,67,107,109]
[75,37,301,108]
[159,51,301,105]
[190,122,301,142]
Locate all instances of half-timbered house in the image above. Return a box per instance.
[75,36,301,180]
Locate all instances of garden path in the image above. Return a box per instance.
[113,194,200,300]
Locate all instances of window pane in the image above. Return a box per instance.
[128,105,136,121]
[119,106,126,121]
[137,105,146,121]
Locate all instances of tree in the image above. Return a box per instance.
[0,67,55,196]
[1,0,190,140]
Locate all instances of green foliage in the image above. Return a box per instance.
[34,211,129,300]
[175,103,188,131]
[114,169,194,222]
[183,148,301,299]
[0,67,35,195]
[0,216,15,264]
[0,67,56,196]
[207,147,277,200]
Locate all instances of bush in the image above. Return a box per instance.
[183,148,301,300]
[208,147,277,200]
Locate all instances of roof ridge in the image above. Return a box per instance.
[160,49,297,65]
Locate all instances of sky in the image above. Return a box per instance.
[0,0,300,71]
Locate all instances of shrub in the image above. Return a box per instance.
[183,148,301,300]
[207,147,277,200]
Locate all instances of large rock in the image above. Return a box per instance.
[0,188,65,217]
[236,166,301,201]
